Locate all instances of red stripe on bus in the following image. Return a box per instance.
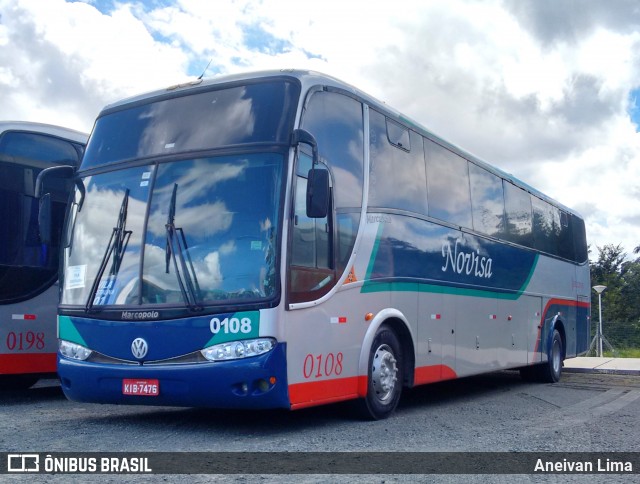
[533,298,591,355]
[290,364,459,409]
[0,353,56,374]
[414,365,457,385]
[289,376,364,409]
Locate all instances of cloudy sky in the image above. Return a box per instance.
[1,0,639,259]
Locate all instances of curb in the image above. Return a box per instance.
[563,366,640,376]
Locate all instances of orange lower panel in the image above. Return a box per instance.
[0,353,56,375]
[289,376,365,410]
[289,365,458,410]
[414,364,457,385]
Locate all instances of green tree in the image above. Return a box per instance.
[590,244,626,324]
[590,244,640,350]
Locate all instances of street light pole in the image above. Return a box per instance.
[593,285,607,357]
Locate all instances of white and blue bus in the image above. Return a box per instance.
[0,121,86,389]
[56,71,589,419]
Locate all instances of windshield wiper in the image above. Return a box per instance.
[85,189,132,311]
[165,183,202,311]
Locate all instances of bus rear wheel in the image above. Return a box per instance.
[356,325,403,420]
[520,329,564,383]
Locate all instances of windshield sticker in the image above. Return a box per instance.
[251,240,263,250]
[140,171,151,187]
[65,265,87,289]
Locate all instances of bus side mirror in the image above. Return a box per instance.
[306,169,329,218]
[291,129,329,218]
[39,193,52,245]
[35,165,76,245]
[35,165,75,198]
[291,129,319,166]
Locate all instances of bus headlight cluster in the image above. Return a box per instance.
[201,338,276,362]
[59,340,93,361]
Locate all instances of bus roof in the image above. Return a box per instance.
[0,121,88,144]
[96,69,580,219]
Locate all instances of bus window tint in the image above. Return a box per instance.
[572,215,588,263]
[386,118,410,150]
[532,197,560,255]
[301,91,364,210]
[469,163,505,237]
[290,153,334,303]
[0,132,81,303]
[336,212,358,275]
[291,155,331,270]
[290,90,364,303]
[425,140,472,228]
[0,131,81,166]
[82,81,299,169]
[503,182,533,247]
[558,211,575,261]
[368,110,427,214]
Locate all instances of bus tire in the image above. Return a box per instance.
[355,325,403,420]
[539,329,564,383]
[520,329,563,383]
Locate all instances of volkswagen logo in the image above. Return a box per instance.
[131,338,149,359]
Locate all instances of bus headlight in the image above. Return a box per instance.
[201,338,276,361]
[59,340,93,361]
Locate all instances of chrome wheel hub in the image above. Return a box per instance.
[371,344,398,402]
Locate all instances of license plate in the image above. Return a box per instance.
[122,379,159,396]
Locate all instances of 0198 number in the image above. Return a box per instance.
[6,331,45,351]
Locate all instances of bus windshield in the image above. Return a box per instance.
[62,78,299,313]
[81,80,298,169]
[62,153,283,309]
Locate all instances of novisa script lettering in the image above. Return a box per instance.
[441,238,493,279]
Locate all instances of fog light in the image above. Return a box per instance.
[256,379,269,393]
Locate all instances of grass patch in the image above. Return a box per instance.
[604,348,640,358]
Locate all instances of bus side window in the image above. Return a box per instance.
[572,215,588,263]
[503,182,533,248]
[289,90,364,304]
[289,153,334,303]
[291,154,331,267]
[368,110,427,215]
[532,196,560,256]
[425,139,472,228]
[557,210,576,261]
[469,163,505,237]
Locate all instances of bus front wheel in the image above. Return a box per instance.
[356,325,403,420]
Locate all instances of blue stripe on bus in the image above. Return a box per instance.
[361,215,539,297]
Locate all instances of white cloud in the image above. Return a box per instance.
[1,0,639,255]
[0,0,188,130]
